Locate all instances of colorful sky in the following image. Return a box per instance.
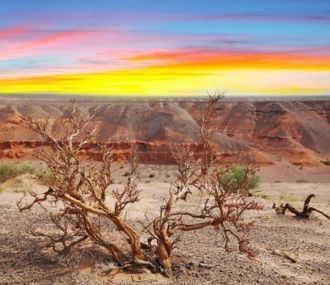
[0,0,330,96]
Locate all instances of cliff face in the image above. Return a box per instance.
[0,98,329,166]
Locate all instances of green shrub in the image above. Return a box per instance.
[0,162,35,183]
[219,165,260,194]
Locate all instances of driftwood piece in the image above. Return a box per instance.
[273,194,330,220]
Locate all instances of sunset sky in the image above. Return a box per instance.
[0,0,329,96]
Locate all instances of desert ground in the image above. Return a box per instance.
[0,163,329,285]
[1,97,329,284]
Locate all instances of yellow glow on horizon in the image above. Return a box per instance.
[0,65,329,96]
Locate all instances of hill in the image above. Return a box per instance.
[0,97,329,166]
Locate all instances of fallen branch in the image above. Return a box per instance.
[273,194,330,220]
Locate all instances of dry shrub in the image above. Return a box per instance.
[17,96,261,277]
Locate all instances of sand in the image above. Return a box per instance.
[0,164,329,285]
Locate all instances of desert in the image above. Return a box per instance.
[0,96,329,285]
[2,0,330,284]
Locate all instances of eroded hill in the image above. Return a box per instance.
[0,97,329,166]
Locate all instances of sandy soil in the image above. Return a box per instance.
[0,165,329,285]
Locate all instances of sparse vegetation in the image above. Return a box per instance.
[287,193,298,203]
[36,169,55,185]
[0,162,35,183]
[17,96,261,278]
[219,164,260,196]
[278,193,297,203]
[219,164,259,190]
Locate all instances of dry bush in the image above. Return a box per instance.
[17,96,261,277]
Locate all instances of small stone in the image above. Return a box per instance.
[185,262,195,270]
[198,261,212,269]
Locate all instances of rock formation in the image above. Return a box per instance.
[0,97,329,166]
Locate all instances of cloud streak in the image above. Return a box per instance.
[188,11,330,23]
[128,48,330,70]
[0,1,330,96]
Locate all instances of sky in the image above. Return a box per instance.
[0,0,329,96]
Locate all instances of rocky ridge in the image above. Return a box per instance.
[0,97,329,166]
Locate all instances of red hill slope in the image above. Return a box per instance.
[0,97,329,166]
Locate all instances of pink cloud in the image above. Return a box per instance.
[0,28,108,60]
[23,29,103,49]
[0,26,30,40]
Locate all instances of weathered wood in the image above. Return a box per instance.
[274,194,329,220]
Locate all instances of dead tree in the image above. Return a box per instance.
[17,102,153,271]
[18,96,261,277]
[273,194,330,220]
[144,95,261,276]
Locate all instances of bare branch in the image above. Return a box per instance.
[275,194,329,220]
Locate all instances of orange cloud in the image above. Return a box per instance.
[128,49,330,70]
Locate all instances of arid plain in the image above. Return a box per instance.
[0,96,329,284]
